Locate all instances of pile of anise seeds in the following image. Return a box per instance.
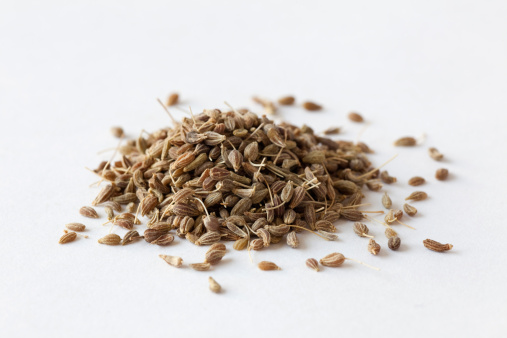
[60,95,453,290]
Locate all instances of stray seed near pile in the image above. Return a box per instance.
[323,127,341,135]
[306,258,320,272]
[122,230,141,245]
[166,93,179,106]
[159,254,183,268]
[258,261,281,271]
[428,147,443,161]
[110,126,124,138]
[388,236,401,251]
[408,176,425,186]
[348,112,363,123]
[59,232,77,244]
[208,277,221,293]
[423,239,453,252]
[320,253,345,267]
[403,203,417,216]
[353,222,373,238]
[65,223,86,232]
[80,206,99,218]
[380,170,397,184]
[278,95,295,105]
[394,136,417,146]
[190,263,211,271]
[368,239,381,255]
[435,168,449,181]
[382,192,392,209]
[385,228,398,239]
[302,101,322,111]
[405,191,428,201]
[98,234,121,245]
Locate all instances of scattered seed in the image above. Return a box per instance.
[394,137,417,146]
[59,232,77,244]
[258,261,281,271]
[403,203,417,216]
[408,176,425,186]
[423,239,453,252]
[79,206,99,218]
[428,147,443,161]
[388,236,401,250]
[320,253,345,267]
[348,112,363,123]
[65,223,86,232]
[278,96,295,105]
[110,126,124,138]
[189,263,211,271]
[302,101,322,111]
[382,192,392,209]
[435,168,449,181]
[367,239,381,255]
[405,191,428,201]
[380,170,397,184]
[384,228,398,239]
[98,234,121,245]
[208,277,221,293]
[166,93,179,106]
[306,258,320,272]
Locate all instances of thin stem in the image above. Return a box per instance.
[357,154,398,179]
[345,257,380,271]
[288,225,330,240]
[194,197,210,217]
[396,219,416,230]
[157,98,178,126]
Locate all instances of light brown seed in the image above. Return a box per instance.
[189,263,211,271]
[92,185,115,206]
[394,137,417,146]
[323,127,341,135]
[385,228,398,239]
[353,222,370,238]
[59,232,77,244]
[318,230,339,241]
[384,209,396,225]
[102,201,122,212]
[302,101,322,111]
[233,238,249,251]
[382,192,392,209]
[65,223,86,232]
[122,230,141,245]
[320,253,345,267]
[98,234,121,245]
[196,231,221,246]
[403,203,417,216]
[79,206,99,218]
[159,254,183,267]
[348,112,363,123]
[340,209,363,221]
[104,206,114,220]
[388,236,401,250]
[405,191,428,201]
[423,239,453,252]
[110,126,124,138]
[306,258,320,272]
[408,176,425,186]
[278,96,295,105]
[151,234,174,246]
[435,168,449,181]
[126,202,136,213]
[428,147,444,161]
[368,239,381,255]
[205,248,226,265]
[208,277,221,293]
[286,231,299,248]
[166,93,179,106]
[249,238,265,250]
[258,261,281,271]
[380,170,397,184]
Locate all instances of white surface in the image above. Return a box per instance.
[1,1,506,337]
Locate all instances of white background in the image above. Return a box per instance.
[1,1,506,337]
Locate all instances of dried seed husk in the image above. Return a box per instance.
[122,230,141,245]
[144,229,169,243]
[159,254,183,267]
[306,258,320,271]
[65,223,86,232]
[208,277,221,293]
[318,230,338,241]
[151,234,174,246]
[320,253,345,267]
[428,147,443,161]
[435,168,449,181]
[394,136,417,146]
[340,209,363,221]
[278,96,295,105]
[189,262,211,271]
[385,228,398,239]
[403,203,417,216]
[258,261,281,271]
[80,206,99,218]
[405,191,428,201]
[195,231,221,246]
[408,176,425,186]
[382,192,392,209]
[114,218,134,230]
[98,234,121,245]
[302,101,322,111]
[323,127,340,135]
[92,185,115,206]
[59,232,77,244]
[111,126,124,138]
[368,239,381,255]
[205,248,226,265]
[353,222,370,237]
[388,236,401,250]
[286,231,299,248]
[233,237,249,250]
[166,93,179,106]
[380,171,397,184]
[348,112,363,122]
[423,239,453,252]
[105,206,114,220]
[249,238,264,250]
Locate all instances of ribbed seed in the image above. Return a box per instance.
[65,223,86,232]
[159,254,183,267]
[59,232,77,244]
[388,236,401,250]
[258,261,281,271]
[80,206,99,218]
[408,176,425,186]
[368,239,381,255]
[208,277,221,293]
[405,191,428,201]
[189,263,211,271]
[306,258,320,271]
[423,239,453,252]
[394,137,417,146]
[382,192,392,209]
[320,253,345,267]
[403,203,417,216]
[98,234,121,245]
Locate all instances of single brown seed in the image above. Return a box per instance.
[423,239,453,252]
[92,185,115,206]
[278,96,295,105]
[286,231,299,248]
[204,248,226,265]
[208,277,221,293]
[151,234,174,246]
[104,206,114,220]
[408,176,425,186]
[323,127,341,135]
[368,239,381,255]
[258,261,281,271]
[110,126,124,138]
[380,170,397,184]
[382,192,392,209]
[233,238,249,250]
[189,263,211,271]
[403,203,417,216]
[195,231,221,246]
[348,112,364,123]
[428,147,444,161]
[435,168,449,181]
[353,222,371,238]
[65,223,86,232]
[166,93,179,106]
[306,258,320,272]
[79,206,99,218]
[405,191,428,201]
[384,209,397,225]
[385,228,398,239]
[159,254,183,267]
[320,253,345,267]
[121,230,140,245]
[394,137,417,146]
[302,101,322,111]
[388,236,401,251]
[59,232,77,244]
[98,234,121,245]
